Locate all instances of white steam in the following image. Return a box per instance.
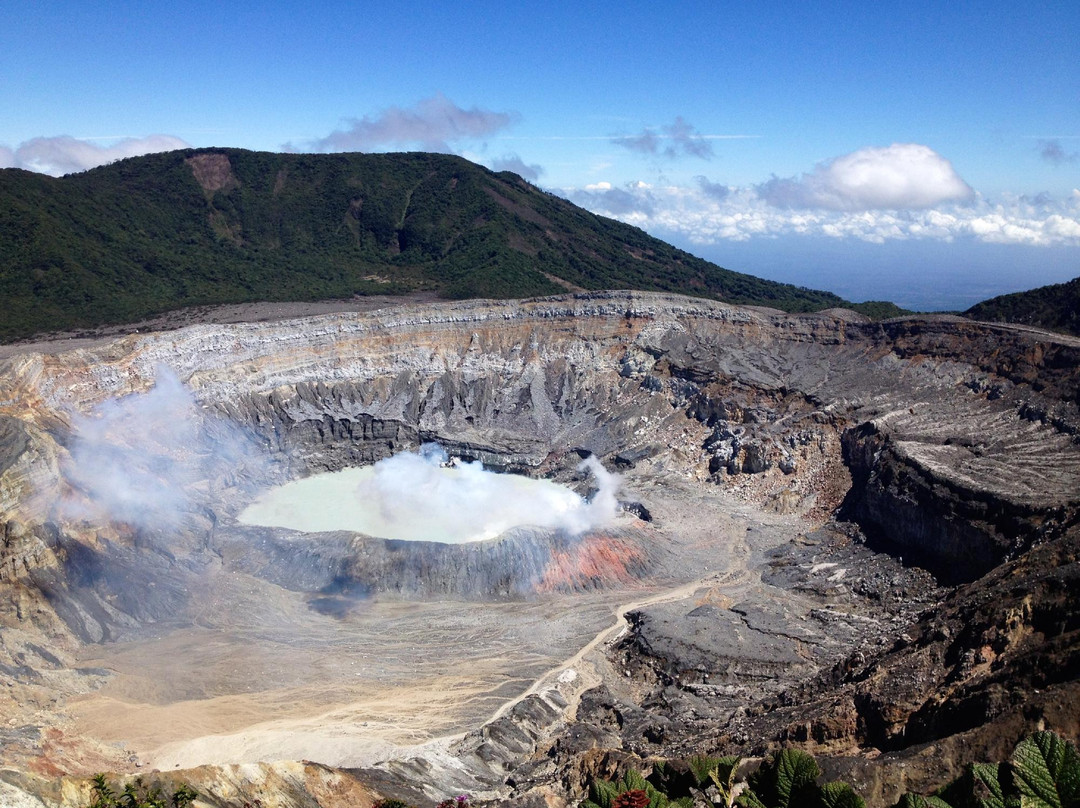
[240,444,623,543]
[576,454,621,526]
[61,369,622,544]
[62,366,260,532]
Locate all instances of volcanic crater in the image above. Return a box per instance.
[0,291,1078,806]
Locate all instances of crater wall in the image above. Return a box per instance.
[0,292,1079,804]
[0,291,1078,628]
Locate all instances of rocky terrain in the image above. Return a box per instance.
[0,291,1077,807]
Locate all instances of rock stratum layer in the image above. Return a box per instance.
[0,291,1077,807]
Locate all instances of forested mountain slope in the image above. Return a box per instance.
[0,149,900,341]
[966,276,1080,337]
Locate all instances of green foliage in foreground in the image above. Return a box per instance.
[901,731,1080,808]
[578,732,1078,808]
[372,796,472,808]
[737,748,864,808]
[88,773,197,808]
[581,766,693,808]
[81,731,1078,808]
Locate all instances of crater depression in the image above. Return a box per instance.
[0,291,1077,806]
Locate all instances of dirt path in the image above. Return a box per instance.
[418,480,782,753]
[485,565,751,725]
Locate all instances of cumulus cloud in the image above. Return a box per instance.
[303,94,517,153]
[613,116,714,160]
[3,134,189,176]
[758,143,973,210]
[489,153,543,181]
[564,177,1080,248]
[1040,139,1078,165]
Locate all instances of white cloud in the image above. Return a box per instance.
[562,179,1080,248]
[758,143,974,210]
[6,134,189,176]
[0,146,14,168]
[1040,139,1078,165]
[568,182,655,217]
[560,143,1078,248]
[1045,214,1080,239]
[489,153,543,181]
[613,116,714,160]
[696,175,730,200]
[302,94,517,153]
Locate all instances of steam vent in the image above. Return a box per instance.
[1,291,1079,806]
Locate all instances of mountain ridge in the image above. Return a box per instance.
[0,148,906,342]
[965,275,1080,337]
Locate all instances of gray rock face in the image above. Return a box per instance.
[221,524,665,602]
[839,419,1067,581]
[0,291,1077,805]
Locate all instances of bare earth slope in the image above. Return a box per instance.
[0,291,1077,807]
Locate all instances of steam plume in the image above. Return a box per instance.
[368,444,624,541]
[62,366,262,533]
[241,444,623,543]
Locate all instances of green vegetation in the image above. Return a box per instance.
[736,748,864,808]
[578,731,1078,808]
[582,766,693,808]
[1,148,898,342]
[372,795,472,808]
[80,732,1077,807]
[966,276,1080,337]
[904,730,1080,808]
[845,300,911,320]
[88,773,197,808]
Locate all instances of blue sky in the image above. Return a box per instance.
[2,0,1078,309]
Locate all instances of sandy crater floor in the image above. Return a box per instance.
[62,472,799,773]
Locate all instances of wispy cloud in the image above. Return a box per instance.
[499,134,758,142]
[571,181,655,216]
[489,153,543,181]
[613,116,715,160]
[1039,139,1078,165]
[299,94,518,153]
[758,143,973,211]
[0,134,190,176]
